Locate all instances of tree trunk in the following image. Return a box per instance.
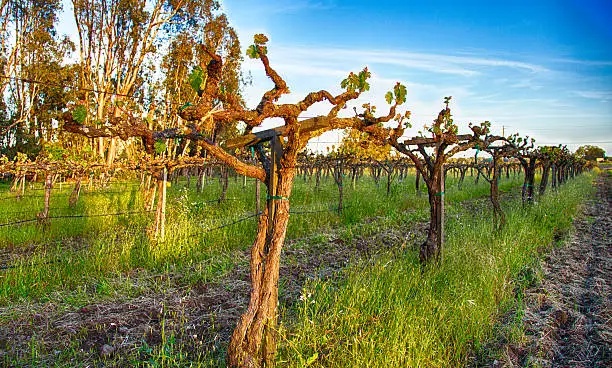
[458,167,466,190]
[420,166,444,264]
[539,163,550,196]
[69,178,82,207]
[332,159,345,214]
[490,158,505,230]
[37,173,53,224]
[19,174,25,198]
[385,164,394,197]
[227,171,295,368]
[521,157,537,205]
[255,179,261,214]
[219,168,229,203]
[153,168,166,240]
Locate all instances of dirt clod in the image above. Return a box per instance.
[100,344,115,357]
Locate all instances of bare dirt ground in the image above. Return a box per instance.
[481,173,611,368]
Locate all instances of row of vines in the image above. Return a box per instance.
[0,34,593,367]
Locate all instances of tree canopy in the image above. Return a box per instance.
[576,145,606,161]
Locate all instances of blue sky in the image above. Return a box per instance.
[222,0,612,154]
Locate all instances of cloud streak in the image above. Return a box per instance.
[571,90,612,101]
[273,46,549,77]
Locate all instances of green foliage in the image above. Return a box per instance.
[385,91,393,104]
[246,34,269,59]
[246,44,259,59]
[385,83,407,106]
[576,145,605,161]
[154,140,167,154]
[338,128,392,161]
[188,66,204,93]
[341,68,371,93]
[72,105,87,123]
[41,142,66,160]
[393,82,407,105]
[280,173,594,367]
[246,44,268,59]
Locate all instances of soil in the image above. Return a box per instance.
[475,172,611,367]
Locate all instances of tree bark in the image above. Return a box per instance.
[520,157,537,205]
[69,178,82,207]
[154,168,167,240]
[227,168,296,368]
[420,164,443,264]
[490,158,505,230]
[37,173,53,224]
[539,163,551,196]
[219,167,229,203]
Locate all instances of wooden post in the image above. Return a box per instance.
[267,135,281,236]
[256,179,261,214]
[438,165,445,263]
[160,167,167,240]
[153,167,167,240]
[19,174,25,198]
[37,172,53,224]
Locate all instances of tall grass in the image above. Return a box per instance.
[279,173,594,367]
[0,172,524,306]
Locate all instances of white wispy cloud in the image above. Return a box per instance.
[552,58,612,67]
[571,90,612,101]
[509,79,543,90]
[273,46,548,77]
[240,42,610,155]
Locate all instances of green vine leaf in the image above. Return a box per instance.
[188,66,204,93]
[72,105,87,123]
[385,91,393,104]
[154,140,166,154]
[246,44,259,59]
[393,83,407,105]
[341,68,371,93]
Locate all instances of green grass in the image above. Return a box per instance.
[0,171,524,306]
[278,172,595,367]
[0,168,595,367]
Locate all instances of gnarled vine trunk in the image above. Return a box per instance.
[520,156,537,205]
[69,178,82,207]
[420,164,444,264]
[490,158,505,230]
[539,162,551,196]
[227,166,296,368]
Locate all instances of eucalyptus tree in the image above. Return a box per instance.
[158,13,242,159]
[70,0,240,164]
[0,0,73,158]
[575,144,605,162]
